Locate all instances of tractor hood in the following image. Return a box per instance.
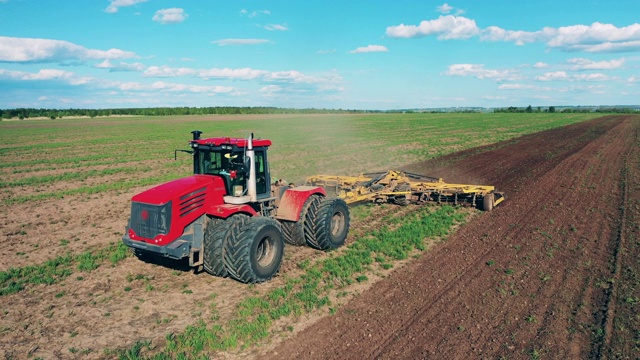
[132,175,224,205]
[127,175,226,245]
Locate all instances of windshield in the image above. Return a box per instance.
[197,149,245,175]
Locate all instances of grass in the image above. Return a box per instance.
[0,241,130,296]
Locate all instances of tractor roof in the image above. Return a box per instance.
[191,137,272,148]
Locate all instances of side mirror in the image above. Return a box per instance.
[174,149,194,160]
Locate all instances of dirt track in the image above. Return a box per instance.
[264,115,640,359]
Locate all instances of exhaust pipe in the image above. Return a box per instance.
[191,130,202,141]
[246,133,257,202]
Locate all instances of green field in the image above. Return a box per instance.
[0,113,600,205]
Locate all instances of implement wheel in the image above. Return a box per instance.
[392,183,412,206]
[282,194,322,246]
[482,193,495,211]
[223,217,284,283]
[203,214,249,277]
[309,198,350,250]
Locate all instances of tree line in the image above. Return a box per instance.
[494,105,640,114]
[0,107,375,120]
[1,105,638,120]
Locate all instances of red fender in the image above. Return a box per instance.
[206,203,257,218]
[276,186,326,221]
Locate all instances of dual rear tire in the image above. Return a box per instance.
[283,196,350,251]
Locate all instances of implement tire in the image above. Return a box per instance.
[224,217,284,283]
[282,194,322,246]
[203,214,249,277]
[482,192,495,211]
[308,198,350,251]
[392,183,412,206]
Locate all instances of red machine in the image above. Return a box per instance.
[122,131,350,283]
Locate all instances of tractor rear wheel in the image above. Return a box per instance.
[482,192,495,211]
[203,214,249,277]
[223,217,284,283]
[282,194,322,246]
[308,198,350,250]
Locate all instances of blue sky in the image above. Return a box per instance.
[1,0,639,110]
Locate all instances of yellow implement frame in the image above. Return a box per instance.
[306,170,505,211]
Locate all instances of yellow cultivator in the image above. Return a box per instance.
[306,170,505,211]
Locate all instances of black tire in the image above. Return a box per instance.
[392,183,412,206]
[482,192,495,211]
[203,214,249,277]
[223,217,285,283]
[308,198,350,250]
[281,194,322,246]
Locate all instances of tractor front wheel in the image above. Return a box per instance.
[203,214,249,277]
[223,217,284,283]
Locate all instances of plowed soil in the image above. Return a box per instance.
[264,115,640,359]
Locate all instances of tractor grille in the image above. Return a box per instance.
[179,187,206,217]
[130,201,172,239]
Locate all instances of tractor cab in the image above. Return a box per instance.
[187,131,272,204]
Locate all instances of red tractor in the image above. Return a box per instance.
[122,131,350,283]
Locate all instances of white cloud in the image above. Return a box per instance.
[198,67,268,80]
[536,71,608,82]
[153,8,188,24]
[436,3,453,14]
[17,69,72,80]
[0,68,90,84]
[118,82,146,91]
[480,26,549,45]
[498,83,555,91]
[151,81,233,94]
[350,45,389,54]
[567,57,625,70]
[212,39,271,46]
[533,62,549,68]
[388,15,640,53]
[574,73,609,81]
[144,65,197,77]
[241,9,271,18]
[105,0,148,14]
[95,59,146,72]
[628,76,639,83]
[0,36,137,63]
[140,65,342,90]
[317,49,336,54]
[535,71,569,81]
[260,85,282,95]
[482,22,640,52]
[115,80,234,94]
[264,23,289,31]
[445,64,521,81]
[386,16,480,40]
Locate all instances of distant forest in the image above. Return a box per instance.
[0,107,371,120]
[0,105,638,120]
